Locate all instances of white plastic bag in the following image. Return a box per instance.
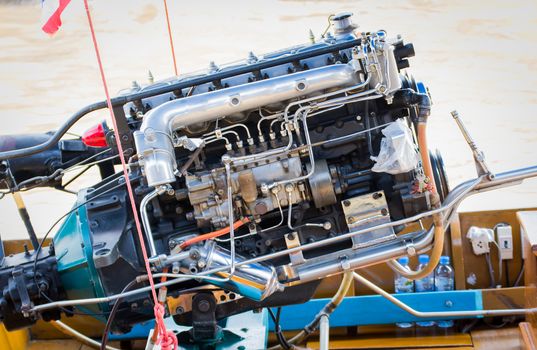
[371,119,419,174]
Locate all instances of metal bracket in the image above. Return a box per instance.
[174,136,204,151]
[341,191,396,249]
[285,232,305,265]
[111,105,135,157]
[12,267,32,317]
[191,293,221,342]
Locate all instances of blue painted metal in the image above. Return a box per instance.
[111,289,486,340]
[110,320,155,340]
[53,200,107,317]
[271,290,484,331]
[111,310,269,350]
[416,81,427,95]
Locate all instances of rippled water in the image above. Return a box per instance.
[0,0,536,238]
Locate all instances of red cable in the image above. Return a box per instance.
[163,0,178,76]
[82,1,176,348]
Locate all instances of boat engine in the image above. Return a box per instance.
[0,13,449,334]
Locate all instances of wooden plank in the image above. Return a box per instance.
[26,340,122,350]
[518,212,537,256]
[307,333,472,349]
[518,212,537,336]
[459,208,531,290]
[481,287,525,309]
[450,214,467,290]
[519,322,537,350]
[471,327,523,350]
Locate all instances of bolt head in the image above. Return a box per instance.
[198,300,211,313]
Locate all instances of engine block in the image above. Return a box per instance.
[0,12,444,333]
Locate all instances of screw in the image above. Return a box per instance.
[381,208,388,216]
[189,249,201,260]
[445,300,453,308]
[197,259,207,269]
[406,245,416,256]
[198,300,211,313]
[372,192,382,199]
[176,306,184,314]
[343,200,351,207]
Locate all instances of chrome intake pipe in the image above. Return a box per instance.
[134,63,362,187]
[288,165,537,284]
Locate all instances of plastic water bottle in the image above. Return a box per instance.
[435,256,454,328]
[415,255,435,327]
[394,256,414,328]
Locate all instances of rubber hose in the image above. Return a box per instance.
[0,101,107,161]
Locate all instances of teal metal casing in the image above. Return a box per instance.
[53,200,107,317]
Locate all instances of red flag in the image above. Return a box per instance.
[42,0,72,35]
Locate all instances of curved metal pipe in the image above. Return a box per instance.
[140,186,167,257]
[134,63,362,187]
[50,320,120,350]
[353,272,535,318]
[30,165,537,313]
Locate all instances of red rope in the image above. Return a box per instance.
[163,0,178,76]
[82,1,176,348]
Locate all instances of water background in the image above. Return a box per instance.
[0,0,536,239]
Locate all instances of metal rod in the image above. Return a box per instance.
[451,110,493,179]
[319,314,330,350]
[12,192,39,251]
[50,320,120,350]
[353,272,535,318]
[140,187,167,257]
[30,164,537,313]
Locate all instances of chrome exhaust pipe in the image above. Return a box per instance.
[203,242,283,301]
[134,63,362,187]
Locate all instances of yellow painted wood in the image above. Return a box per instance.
[307,333,472,349]
[0,324,29,350]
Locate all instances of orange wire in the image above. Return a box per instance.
[179,218,250,250]
[163,0,178,76]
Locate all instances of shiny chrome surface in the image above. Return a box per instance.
[134,63,361,187]
[29,166,537,312]
[203,242,283,301]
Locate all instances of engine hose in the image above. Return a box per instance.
[178,218,250,250]
[417,122,439,203]
[268,270,354,350]
[0,101,107,161]
[387,215,444,280]
[387,117,445,280]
